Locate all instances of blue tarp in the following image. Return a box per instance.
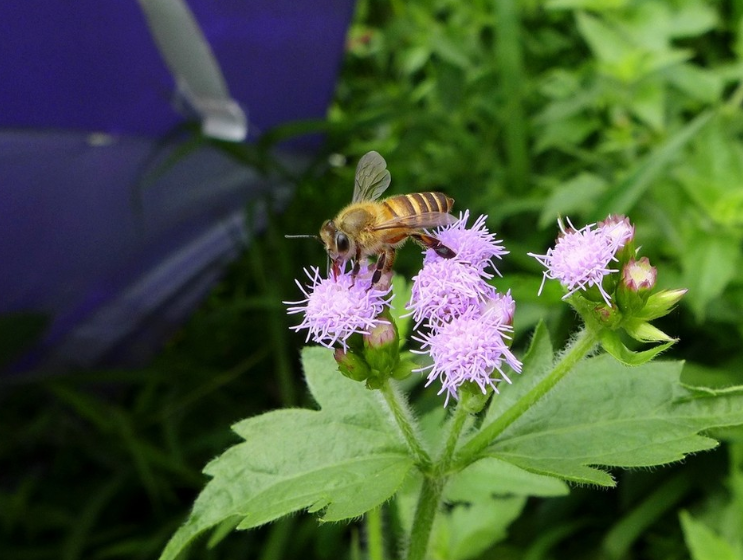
[0,0,355,373]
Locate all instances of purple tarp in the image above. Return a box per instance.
[0,0,355,373]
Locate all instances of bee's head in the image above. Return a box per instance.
[320,219,354,268]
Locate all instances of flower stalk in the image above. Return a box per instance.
[407,403,469,560]
[379,380,432,470]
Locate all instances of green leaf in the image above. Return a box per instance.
[679,510,740,560]
[538,173,607,227]
[432,496,527,560]
[484,321,553,426]
[600,329,675,365]
[486,356,738,486]
[668,63,724,103]
[591,109,713,220]
[576,12,628,66]
[602,472,692,559]
[682,231,740,322]
[630,77,665,131]
[159,347,413,560]
[622,319,675,343]
[445,457,569,500]
[547,0,628,10]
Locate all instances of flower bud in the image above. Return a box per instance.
[637,288,688,321]
[617,257,657,313]
[334,347,371,382]
[623,257,656,292]
[363,318,399,374]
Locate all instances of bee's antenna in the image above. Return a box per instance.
[285,234,319,240]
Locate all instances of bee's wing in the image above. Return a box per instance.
[352,151,391,203]
[370,212,456,231]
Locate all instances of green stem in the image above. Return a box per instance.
[406,404,470,560]
[407,476,442,560]
[440,404,470,474]
[379,381,432,469]
[366,507,385,560]
[454,327,599,468]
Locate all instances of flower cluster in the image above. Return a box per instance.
[528,216,633,305]
[285,266,392,351]
[529,214,685,362]
[286,210,684,402]
[408,212,521,406]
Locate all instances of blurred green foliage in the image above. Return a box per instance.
[3,0,743,558]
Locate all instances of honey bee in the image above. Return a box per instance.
[320,151,456,285]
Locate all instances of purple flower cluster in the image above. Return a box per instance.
[408,211,508,327]
[285,266,392,350]
[528,216,634,305]
[408,212,521,405]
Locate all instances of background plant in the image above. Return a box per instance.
[3,0,743,559]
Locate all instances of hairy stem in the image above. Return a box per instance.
[407,404,469,560]
[379,381,432,469]
[407,476,441,560]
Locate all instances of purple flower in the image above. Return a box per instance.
[528,218,619,305]
[599,214,634,252]
[407,259,493,327]
[285,266,392,350]
[481,289,516,326]
[408,212,510,328]
[413,306,522,406]
[424,211,508,277]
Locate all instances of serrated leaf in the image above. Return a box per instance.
[159,347,413,560]
[484,356,738,486]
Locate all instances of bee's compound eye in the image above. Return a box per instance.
[336,232,350,255]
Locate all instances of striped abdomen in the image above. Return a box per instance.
[381,192,454,220]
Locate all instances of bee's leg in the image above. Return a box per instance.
[412,233,456,259]
[350,247,364,286]
[371,248,395,287]
[350,260,361,282]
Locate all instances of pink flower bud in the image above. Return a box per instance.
[622,257,656,292]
